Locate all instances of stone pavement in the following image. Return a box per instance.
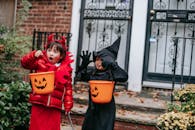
[61,82,172,130]
[61,125,81,130]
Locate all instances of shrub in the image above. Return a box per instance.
[0,81,31,130]
[157,111,195,130]
[157,84,195,130]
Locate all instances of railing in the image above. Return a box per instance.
[32,29,72,51]
[171,37,195,102]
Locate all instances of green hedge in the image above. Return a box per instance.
[0,81,31,130]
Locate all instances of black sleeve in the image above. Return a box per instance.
[111,64,128,82]
[75,67,94,82]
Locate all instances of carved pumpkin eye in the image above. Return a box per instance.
[34,79,37,82]
[43,78,46,82]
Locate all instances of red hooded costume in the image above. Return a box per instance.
[21,34,73,130]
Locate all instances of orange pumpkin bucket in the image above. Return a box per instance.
[29,71,55,94]
[89,80,115,103]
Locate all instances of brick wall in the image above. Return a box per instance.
[61,114,158,130]
[17,0,73,35]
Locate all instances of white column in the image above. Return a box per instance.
[128,0,148,92]
[69,0,81,81]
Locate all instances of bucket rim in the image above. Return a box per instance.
[89,80,115,84]
[29,71,55,76]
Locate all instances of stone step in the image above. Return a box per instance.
[69,83,171,129]
[61,102,160,130]
[73,90,168,114]
[61,125,81,130]
[71,103,161,125]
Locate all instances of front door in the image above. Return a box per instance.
[77,0,133,71]
[144,0,195,87]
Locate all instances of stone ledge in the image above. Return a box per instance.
[72,82,170,127]
[71,103,160,126]
[73,91,168,114]
[61,113,158,130]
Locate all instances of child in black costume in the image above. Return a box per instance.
[76,37,128,130]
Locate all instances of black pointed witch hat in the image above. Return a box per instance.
[93,37,121,62]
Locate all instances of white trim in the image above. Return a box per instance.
[127,0,148,92]
[143,81,183,90]
[69,0,81,82]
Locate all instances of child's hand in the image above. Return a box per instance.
[35,50,43,58]
[79,51,92,69]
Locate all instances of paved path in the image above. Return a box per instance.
[61,125,81,130]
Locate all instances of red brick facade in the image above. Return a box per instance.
[17,0,72,35]
[62,114,158,130]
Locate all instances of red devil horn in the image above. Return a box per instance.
[58,36,67,50]
[60,36,66,45]
[55,36,67,50]
[45,34,67,51]
[48,34,55,44]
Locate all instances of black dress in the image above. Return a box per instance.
[77,66,128,130]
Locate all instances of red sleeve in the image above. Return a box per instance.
[63,65,73,112]
[21,50,38,70]
[64,80,73,112]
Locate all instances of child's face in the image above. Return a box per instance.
[46,45,62,64]
[95,57,104,70]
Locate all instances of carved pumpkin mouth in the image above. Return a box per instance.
[91,92,99,97]
[35,83,47,89]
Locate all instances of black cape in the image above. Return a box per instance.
[77,65,128,130]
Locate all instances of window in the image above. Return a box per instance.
[0,0,16,27]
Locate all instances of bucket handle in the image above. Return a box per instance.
[67,112,75,130]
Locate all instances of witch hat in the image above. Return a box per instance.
[93,36,121,62]
[104,36,121,59]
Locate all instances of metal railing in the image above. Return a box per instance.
[32,29,72,51]
[171,36,195,102]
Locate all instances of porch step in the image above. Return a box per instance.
[73,82,170,114]
[75,91,167,112]
[72,91,168,124]
[61,102,161,130]
[72,102,160,124]
[61,82,171,129]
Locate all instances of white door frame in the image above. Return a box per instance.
[70,0,149,92]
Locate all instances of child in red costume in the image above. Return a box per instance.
[21,34,73,130]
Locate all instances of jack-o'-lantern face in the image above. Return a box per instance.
[34,77,47,89]
[90,86,99,97]
[89,80,115,103]
[29,71,55,94]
